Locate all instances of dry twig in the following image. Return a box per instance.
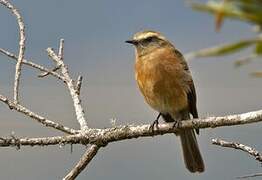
[76,76,83,95]
[212,138,262,162]
[63,145,100,180]
[237,173,262,179]
[38,65,61,78]
[0,48,65,81]
[212,138,262,179]
[0,0,26,104]
[46,45,88,131]
[0,94,77,134]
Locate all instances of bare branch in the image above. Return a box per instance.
[237,173,262,179]
[212,139,262,162]
[76,76,83,95]
[58,38,64,59]
[46,46,88,131]
[0,48,65,81]
[0,0,26,104]
[0,94,78,134]
[91,109,262,145]
[0,134,83,147]
[63,145,100,180]
[234,54,258,67]
[0,109,261,148]
[37,39,65,78]
[212,139,262,180]
[38,65,61,78]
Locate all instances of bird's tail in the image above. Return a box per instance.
[162,112,204,173]
[180,129,204,173]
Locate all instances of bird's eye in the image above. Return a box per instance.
[145,37,153,42]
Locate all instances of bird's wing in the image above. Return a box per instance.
[174,49,199,118]
[174,48,199,134]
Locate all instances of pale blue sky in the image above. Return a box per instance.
[0,1,261,180]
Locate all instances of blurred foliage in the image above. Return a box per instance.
[186,0,262,74]
[191,0,262,27]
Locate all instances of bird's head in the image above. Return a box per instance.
[126,30,172,56]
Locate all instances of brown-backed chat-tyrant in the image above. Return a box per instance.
[126,30,204,173]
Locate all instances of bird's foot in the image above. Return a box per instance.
[149,119,159,133]
[149,113,161,133]
[172,120,181,129]
[172,120,181,136]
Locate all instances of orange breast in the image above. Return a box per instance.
[135,48,188,114]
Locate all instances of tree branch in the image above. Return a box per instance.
[0,134,83,147]
[63,145,100,180]
[76,76,83,95]
[38,65,61,78]
[0,94,78,134]
[46,44,88,131]
[0,0,26,104]
[237,173,262,179]
[58,38,64,59]
[0,48,65,81]
[212,138,262,162]
[0,109,261,148]
[212,138,262,179]
[90,109,262,145]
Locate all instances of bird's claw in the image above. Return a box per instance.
[172,120,181,136]
[172,120,181,129]
[149,119,159,133]
[149,113,162,133]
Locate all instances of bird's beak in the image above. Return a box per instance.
[125,39,138,45]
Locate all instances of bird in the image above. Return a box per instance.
[125,30,204,173]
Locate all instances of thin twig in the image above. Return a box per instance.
[0,0,26,104]
[36,39,65,78]
[234,54,258,67]
[212,139,262,162]
[76,76,83,95]
[63,145,100,180]
[58,38,64,59]
[0,134,83,147]
[38,65,61,78]
[0,48,65,81]
[237,173,262,179]
[46,44,88,131]
[0,94,78,134]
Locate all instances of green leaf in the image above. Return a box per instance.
[191,0,262,25]
[186,39,257,59]
[255,42,262,54]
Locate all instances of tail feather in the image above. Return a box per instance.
[162,112,204,173]
[180,130,205,172]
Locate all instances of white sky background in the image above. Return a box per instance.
[0,0,261,179]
